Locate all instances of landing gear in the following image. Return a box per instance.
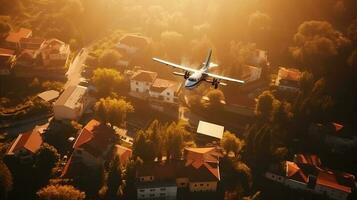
[184,71,190,79]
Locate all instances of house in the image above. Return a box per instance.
[130,70,158,97]
[19,37,45,50]
[117,34,150,55]
[61,120,117,178]
[116,34,151,67]
[53,85,89,120]
[0,52,16,75]
[4,28,32,49]
[195,121,224,145]
[149,78,181,104]
[72,119,116,167]
[37,90,60,103]
[39,38,70,67]
[6,129,42,163]
[115,144,132,166]
[183,147,221,192]
[275,67,302,92]
[136,162,179,200]
[136,147,221,199]
[15,49,39,67]
[308,123,357,154]
[265,155,355,200]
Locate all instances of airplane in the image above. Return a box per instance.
[153,49,245,89]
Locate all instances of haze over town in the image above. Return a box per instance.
[0,1,357,200]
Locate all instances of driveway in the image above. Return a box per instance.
[64,48,89,89]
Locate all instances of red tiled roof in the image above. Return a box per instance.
[294,154,322,167]
[5,28,32,43]
[277,67,302,82]
[131,70,157,82]
[19,37,45,49]
[332,122,344,132]
[119,34,149,49]
[7,129,42,155]
[73,119,115,157]
[285,161,308,183]
[317,170,352,193]
[150,78,180,93]
[184,147,221,181]
[136,161,180,181]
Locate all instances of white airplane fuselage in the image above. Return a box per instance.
[184,68,207,89]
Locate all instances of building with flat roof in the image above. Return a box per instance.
[196,121,224,145]
[53,85,88,120]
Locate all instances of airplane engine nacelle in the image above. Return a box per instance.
[212,78,220,89]
[184,71,190,79]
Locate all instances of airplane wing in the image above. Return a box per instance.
[204,72,245,84]
[153,58,198,73]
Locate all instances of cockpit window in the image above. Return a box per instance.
[188,78,196,81]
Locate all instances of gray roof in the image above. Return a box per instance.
[37,90,60,102]
[54,85,87,109]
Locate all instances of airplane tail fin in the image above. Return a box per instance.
[204,49,212,70]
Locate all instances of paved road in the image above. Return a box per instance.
[64,48,88,89]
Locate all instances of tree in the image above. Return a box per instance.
[290,20,350,74]
[132,130,156,162]
[202,89,225,110]
[255,91,278,121]
[0,161,12,200]
[34,143,60,175]
[99,49,122,67]
[165,122,184,160]
[106,156,122,199]
[233,161,253,192]
[160,31,184,59]
[37,184,85,200]
[221,131,244,157]
[91,68,124,97]
[147,120,164,160]
[94,97,134,127]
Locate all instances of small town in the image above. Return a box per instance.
[0,1,356,200]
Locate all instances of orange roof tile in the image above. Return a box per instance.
[131,70,157,82]
[5,28,32,43]
[7,129,42,155]
[150,78,180,93]
[73,119,115,157]
[277,67,302,82]
[317,170,352,193]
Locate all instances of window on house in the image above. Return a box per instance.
[160,188,166,191]
[139,189,145,192]
[150,189,155,192]
[181,183,185,186]
[150,194,155,197]
[200,184,203,186]
[160,193,165,196]
[167,92,170,96]
[136,81,138,85]
[136,88,139,92]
